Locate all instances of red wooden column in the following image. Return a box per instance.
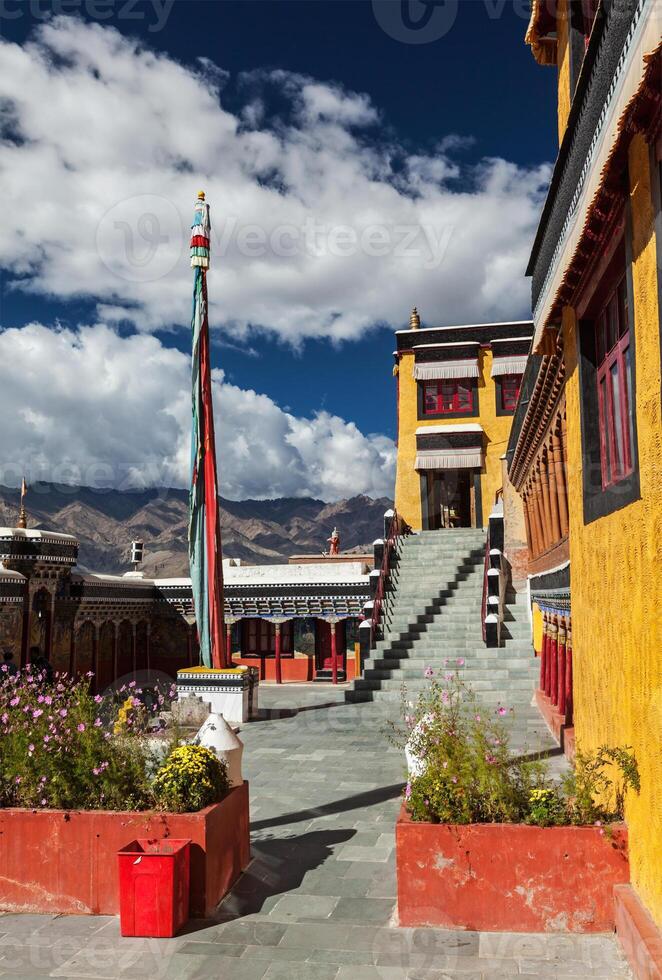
[557,617,567,715]
[544,614,553,697]
[226,622,233,666]
[330,621,339,685]
[549,616,559,707]
[187,623,194,666]
[539,613,548,692]
[145,623,151,677]
[565,620,573,725]
[274,623,282,684]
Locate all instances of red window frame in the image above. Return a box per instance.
[595,277,633,488]
[422,379,473,416]
[500,374,522,412]
[244,619,294,656]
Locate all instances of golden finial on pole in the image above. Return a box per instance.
[409,307,421,330]
[197,190,206,200]
[17,477,27,529]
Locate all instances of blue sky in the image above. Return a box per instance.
[0,1,556,499]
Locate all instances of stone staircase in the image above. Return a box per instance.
[346,529,557,754]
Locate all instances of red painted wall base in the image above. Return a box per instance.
[396,806,629,932]
[0,783,250,918]
[535,688,575,760]
[615,884,662,980]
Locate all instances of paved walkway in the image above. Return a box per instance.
[0,686,631,979]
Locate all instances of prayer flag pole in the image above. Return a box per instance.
[188,191,227,669]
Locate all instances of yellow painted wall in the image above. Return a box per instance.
[556,0,572,144]
[562,135,662,926]
[394,348,515,530]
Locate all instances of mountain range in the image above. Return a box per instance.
[0,483,392,576]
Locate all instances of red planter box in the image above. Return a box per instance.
[396,805,629,932]
[0,782,250,918]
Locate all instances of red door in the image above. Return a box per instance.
[315,621,346,672]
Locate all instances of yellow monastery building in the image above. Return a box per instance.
[508,0,661,962]
[393,310,533,531]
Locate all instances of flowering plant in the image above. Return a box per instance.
[391,668,539,824]
[392,666,639,827]
[0,668,157,810]
[152,745,229,813]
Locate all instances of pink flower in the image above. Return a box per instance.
[14,776,21,784]
[424,666,434,678]
[94,695,103,703]
[28,743,35,754]
[94,718,102,728]
[9,697,19,707]
[59,709,67,718]
[451,776,458,784]
[43,735,50,743]
[44,695,52,705]
[77,723,86,733]
[456,658,465,666]
[128,681,136,688]
[475,714,481,722]
[40,799,47,807]
[405,781,412,801]
[32,709,43,719]
[497,706,507,716]
[86,671,94,678]
[1,713,8,725]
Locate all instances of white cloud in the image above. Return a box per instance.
[0,16,550,343]
[0,323,396,500]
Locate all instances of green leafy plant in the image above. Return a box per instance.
[562,745,640,825]
[152,744,229,813]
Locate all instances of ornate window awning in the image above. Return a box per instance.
[415,448,483,470]
[415,424,484,471]
[414,359,479,381]
[412,341,479,381]
[491,355,528,377]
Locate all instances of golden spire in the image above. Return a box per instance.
[409,307,421,330]
[197,190,206,200]
[17,477,27,529]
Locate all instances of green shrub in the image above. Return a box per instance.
[152,745,229,813]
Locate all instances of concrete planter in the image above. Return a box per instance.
[396,805,629,932]
[0,782,250,918]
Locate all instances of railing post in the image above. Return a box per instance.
[369,569,381,600]
[373,538,384,569]
[358,620,371,676]
[383,508,395,541]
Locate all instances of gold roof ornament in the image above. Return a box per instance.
[17,477,27,529]
[409,307,421,330]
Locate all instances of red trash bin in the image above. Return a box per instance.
[118,838,191,937]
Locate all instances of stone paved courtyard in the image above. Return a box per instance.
[0,686,631,979]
